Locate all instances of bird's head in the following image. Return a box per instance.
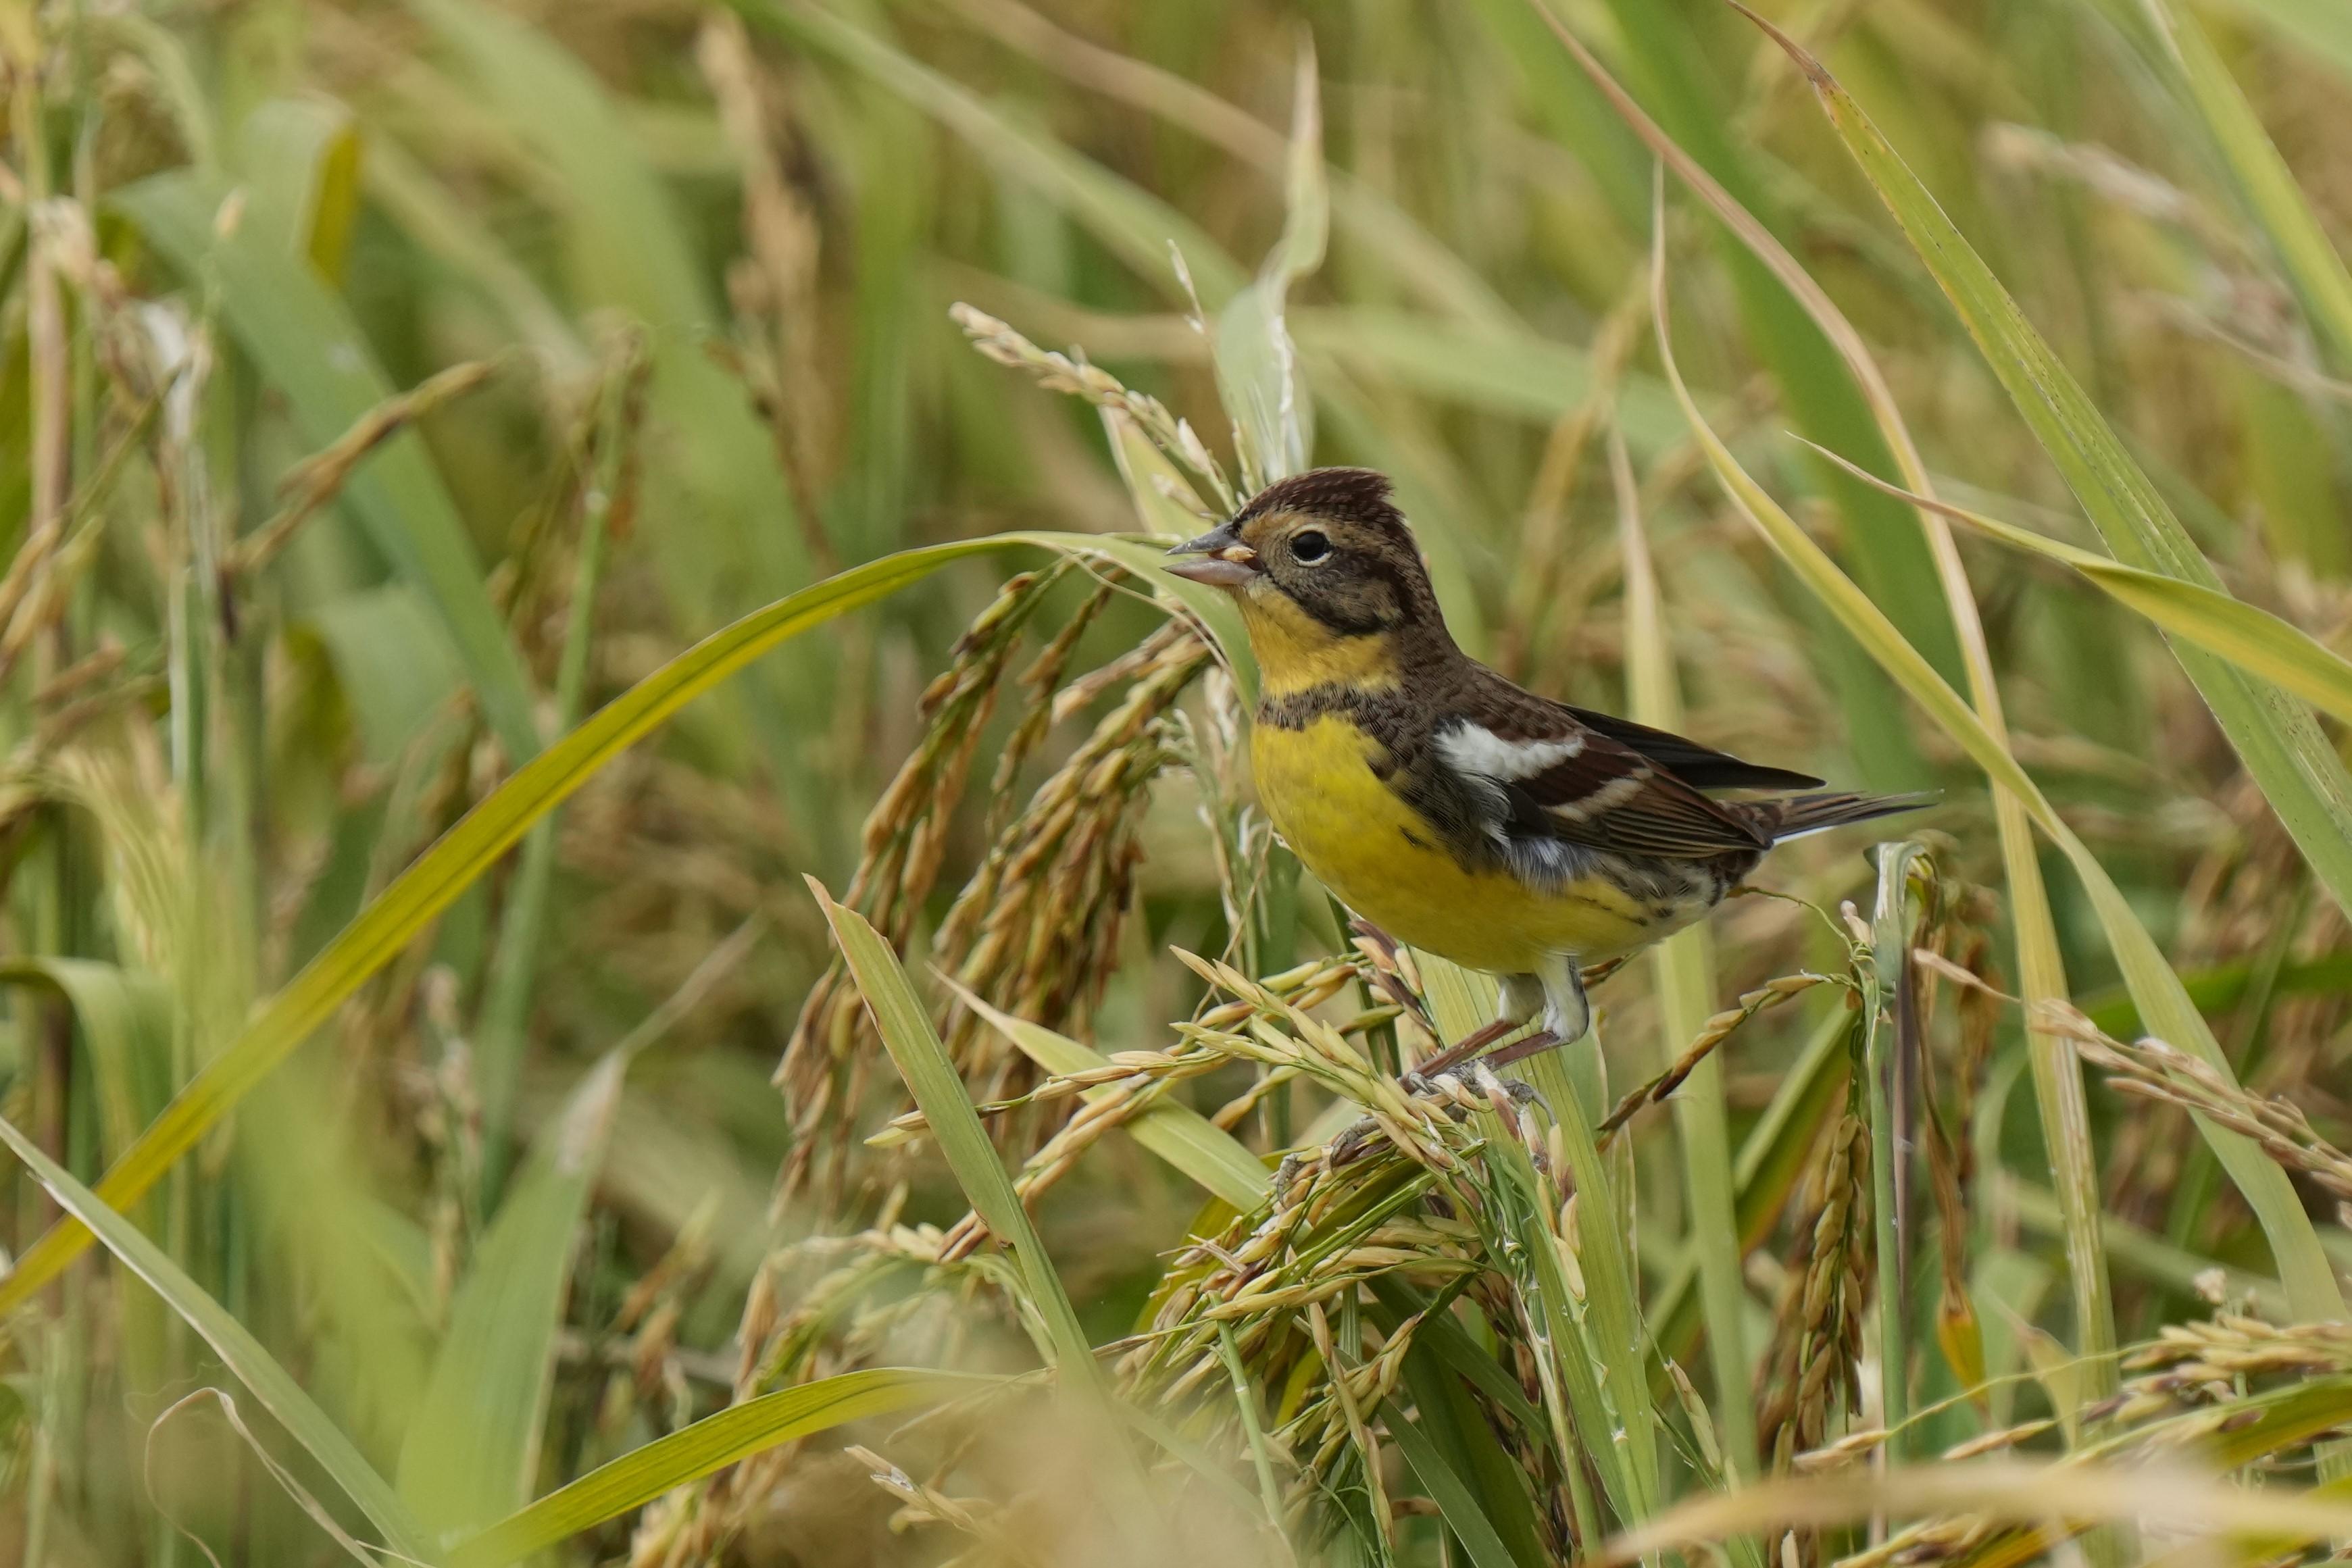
[1165,470,1445,684]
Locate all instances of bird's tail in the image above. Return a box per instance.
[1755,790,1940,843]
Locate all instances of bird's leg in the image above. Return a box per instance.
[1543,955,1591,1046]
[1482,1028,1561,1070]
[1411,1016,1516,1078]
[1409,972,1545,1078]
[1481,956,1591,1069]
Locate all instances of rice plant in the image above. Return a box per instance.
[1,1,2351,1565]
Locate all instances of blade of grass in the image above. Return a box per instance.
[1651,1005,1851,1371]
[941,978,1271,1211]
[477,346,638,1194]
[2000,1178,2284,1317]
[2209,0,2352,85]
[0,531,1182,1309]
[445,1367,998,1568]
[1869,841,1928,1462]
[1806,449,2352,725]
[1216,40,1325,487]
[809,883,1160,1533]
[114,170,543,765]
[1539,0,1961,784]
[2080,951,2352,1037]
[1570,37,2120,1406]
[234,97,361,279]
[1611,427,1756,1482]
[2124,0,2352,376]
[1649,242,2347,1326]
[747,0,1245,307]
[1382,1397,1526,1568]
[1384,1317,1551,1568]
[811,883,1101,1388]
[0,1111,434,1562]
[397,1051,626,1544]
[0,959,170,1168]
[1215,1325,1290,1547]
[1738,3,2352,928]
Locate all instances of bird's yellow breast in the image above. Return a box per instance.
[1249,714,1661,973]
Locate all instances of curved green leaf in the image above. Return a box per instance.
[811,886,1101,1388]
[399,1051,627,1544]
[940,976,1271,1212]
[0,532,1168,1309]
[447,1368,998,1568]
[0,957,170,1165]
[1216,43,1325,485]
[1809,447,2352,726]
[1652,244,2346,1325]
[1383,1397,1527,1568]
[810,887,1158,1529]
[0,1112,432,1562]
[1742,5,2352,924]
[2103,0,2352,375]
[112,170,543,765]
[1613,434,1755,1480]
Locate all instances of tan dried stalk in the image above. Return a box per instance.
[2039,1001,2352,1221]
[951,303,1236,512]
[930,626,1213,1132]
[1597,971,1832,1142]
[1829,1315,2352,1568]
[776,563,1079,1196]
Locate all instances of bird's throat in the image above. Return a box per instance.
[1236,588,1401,697]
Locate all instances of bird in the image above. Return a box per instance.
[1165,466,1932,1074]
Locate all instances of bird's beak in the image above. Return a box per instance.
[1165,523,1261,588]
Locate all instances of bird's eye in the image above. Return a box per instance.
[1291,529,1332,563]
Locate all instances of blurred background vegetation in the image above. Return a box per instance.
[4,0,2352,1563]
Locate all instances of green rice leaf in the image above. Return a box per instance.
[0,1111,433,1563]
[1216,41,1326,485]
[447,1368,997,1568]
[112,170,544,766]
[2210,0,2352,85]
[234,97,362,278]
[0,533,1151,1309]
[811,885,1103,1389]
[1739,5,2352,921]
[0,958,170,1167]
[2123,0,2352,374]
[942,978,1271,1211]
[1538,0,1965,766]
[1811,448,2352,726]
[1651,241,2347,1325]
[399,1051,626,1544]
[1382,1398,1528,1568]
[1611,430,1755,1480]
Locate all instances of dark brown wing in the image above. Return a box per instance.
[1439,676,1769,860]
[1561,705,1824,792]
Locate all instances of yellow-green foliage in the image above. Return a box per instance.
[2,1,2352,1565]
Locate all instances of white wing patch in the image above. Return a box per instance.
[1438,721,1584,781]
[1547,771,1649,822]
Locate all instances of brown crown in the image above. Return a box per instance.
[1233,467,1405,534]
